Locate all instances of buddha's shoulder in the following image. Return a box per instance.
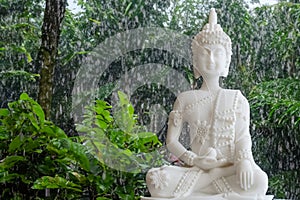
[176,90,201,101]
[222,89,247,98]
[175,90,215,107]
[177,90,197,97]
[222,88,241,94]
[221,89,250,110]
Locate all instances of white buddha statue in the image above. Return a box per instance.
[142,9,272,200]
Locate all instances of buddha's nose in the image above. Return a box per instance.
[210,53,215,62]
[208,54,215,68]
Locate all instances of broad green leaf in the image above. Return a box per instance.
[41,125,67,138]
[26,113,39,130]
[32,104,45,126]
[8,135,23,153]
[0,156,26,169]
[0,108,9,117]
[40,126,55,135]
[96,118,108,129]
[115,91,136,132]
[53,126,67,138]
[20,93,30,101]
[32,175,82,192]
[0,172,20,183]
[69,142,90,171]
[96,197,111,200]
[47,141,68,155]
[102,110,113,122]
[23,138,40,153]
[137,132,160,144]
[94,106,104,115]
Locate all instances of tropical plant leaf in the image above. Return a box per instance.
[32,175,82,192]
[0,155,26,170]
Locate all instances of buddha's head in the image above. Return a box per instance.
[191,8,232,79]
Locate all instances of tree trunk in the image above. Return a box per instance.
[38,0,66,119]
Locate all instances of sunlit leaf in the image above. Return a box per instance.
[8,135,23,153]
[0,155,26,169]
[32,175,82,192]
[0,108,9,117]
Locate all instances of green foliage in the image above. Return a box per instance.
[0,92,163,199]
[249,78,300,199]
[0,0,42,71]
[0,93,90,199]
[251,3,300,80]
[76,91,164,198]
[0,0,43,106]
[78,91,164,174]
[250,78,300,127]
[33,175,82,192]
[268,170,299,199]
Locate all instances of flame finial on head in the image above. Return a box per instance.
[209,8,217,26]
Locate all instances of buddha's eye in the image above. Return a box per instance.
[214,48,225,56]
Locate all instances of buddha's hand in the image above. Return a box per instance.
[193,156,219,170]
[236,159,253,191]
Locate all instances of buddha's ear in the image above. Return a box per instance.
[193,65,201,79]
[221,55,231,77]
[226,55,231,68]
[220,64,229,77]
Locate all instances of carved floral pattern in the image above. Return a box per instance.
[195,120,210,144]
[149,169,169,190]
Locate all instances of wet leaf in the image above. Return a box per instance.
[8,135,23,153]
[0,155,26,169]
[0,108,9,117]
[32,175,82,192]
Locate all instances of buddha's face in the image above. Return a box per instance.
[193,43,229,79]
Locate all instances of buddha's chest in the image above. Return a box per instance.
[182,100,236,160]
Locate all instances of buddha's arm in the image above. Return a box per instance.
[234,94,255,190]
[235,95,254,164]
[166,99,197,166]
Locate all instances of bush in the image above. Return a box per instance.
[0,92,164,199]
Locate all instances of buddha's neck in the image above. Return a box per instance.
[200,77,221,93]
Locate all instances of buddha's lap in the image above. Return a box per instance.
[146,164,267,191]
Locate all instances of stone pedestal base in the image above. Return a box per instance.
[141,194,274,200]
